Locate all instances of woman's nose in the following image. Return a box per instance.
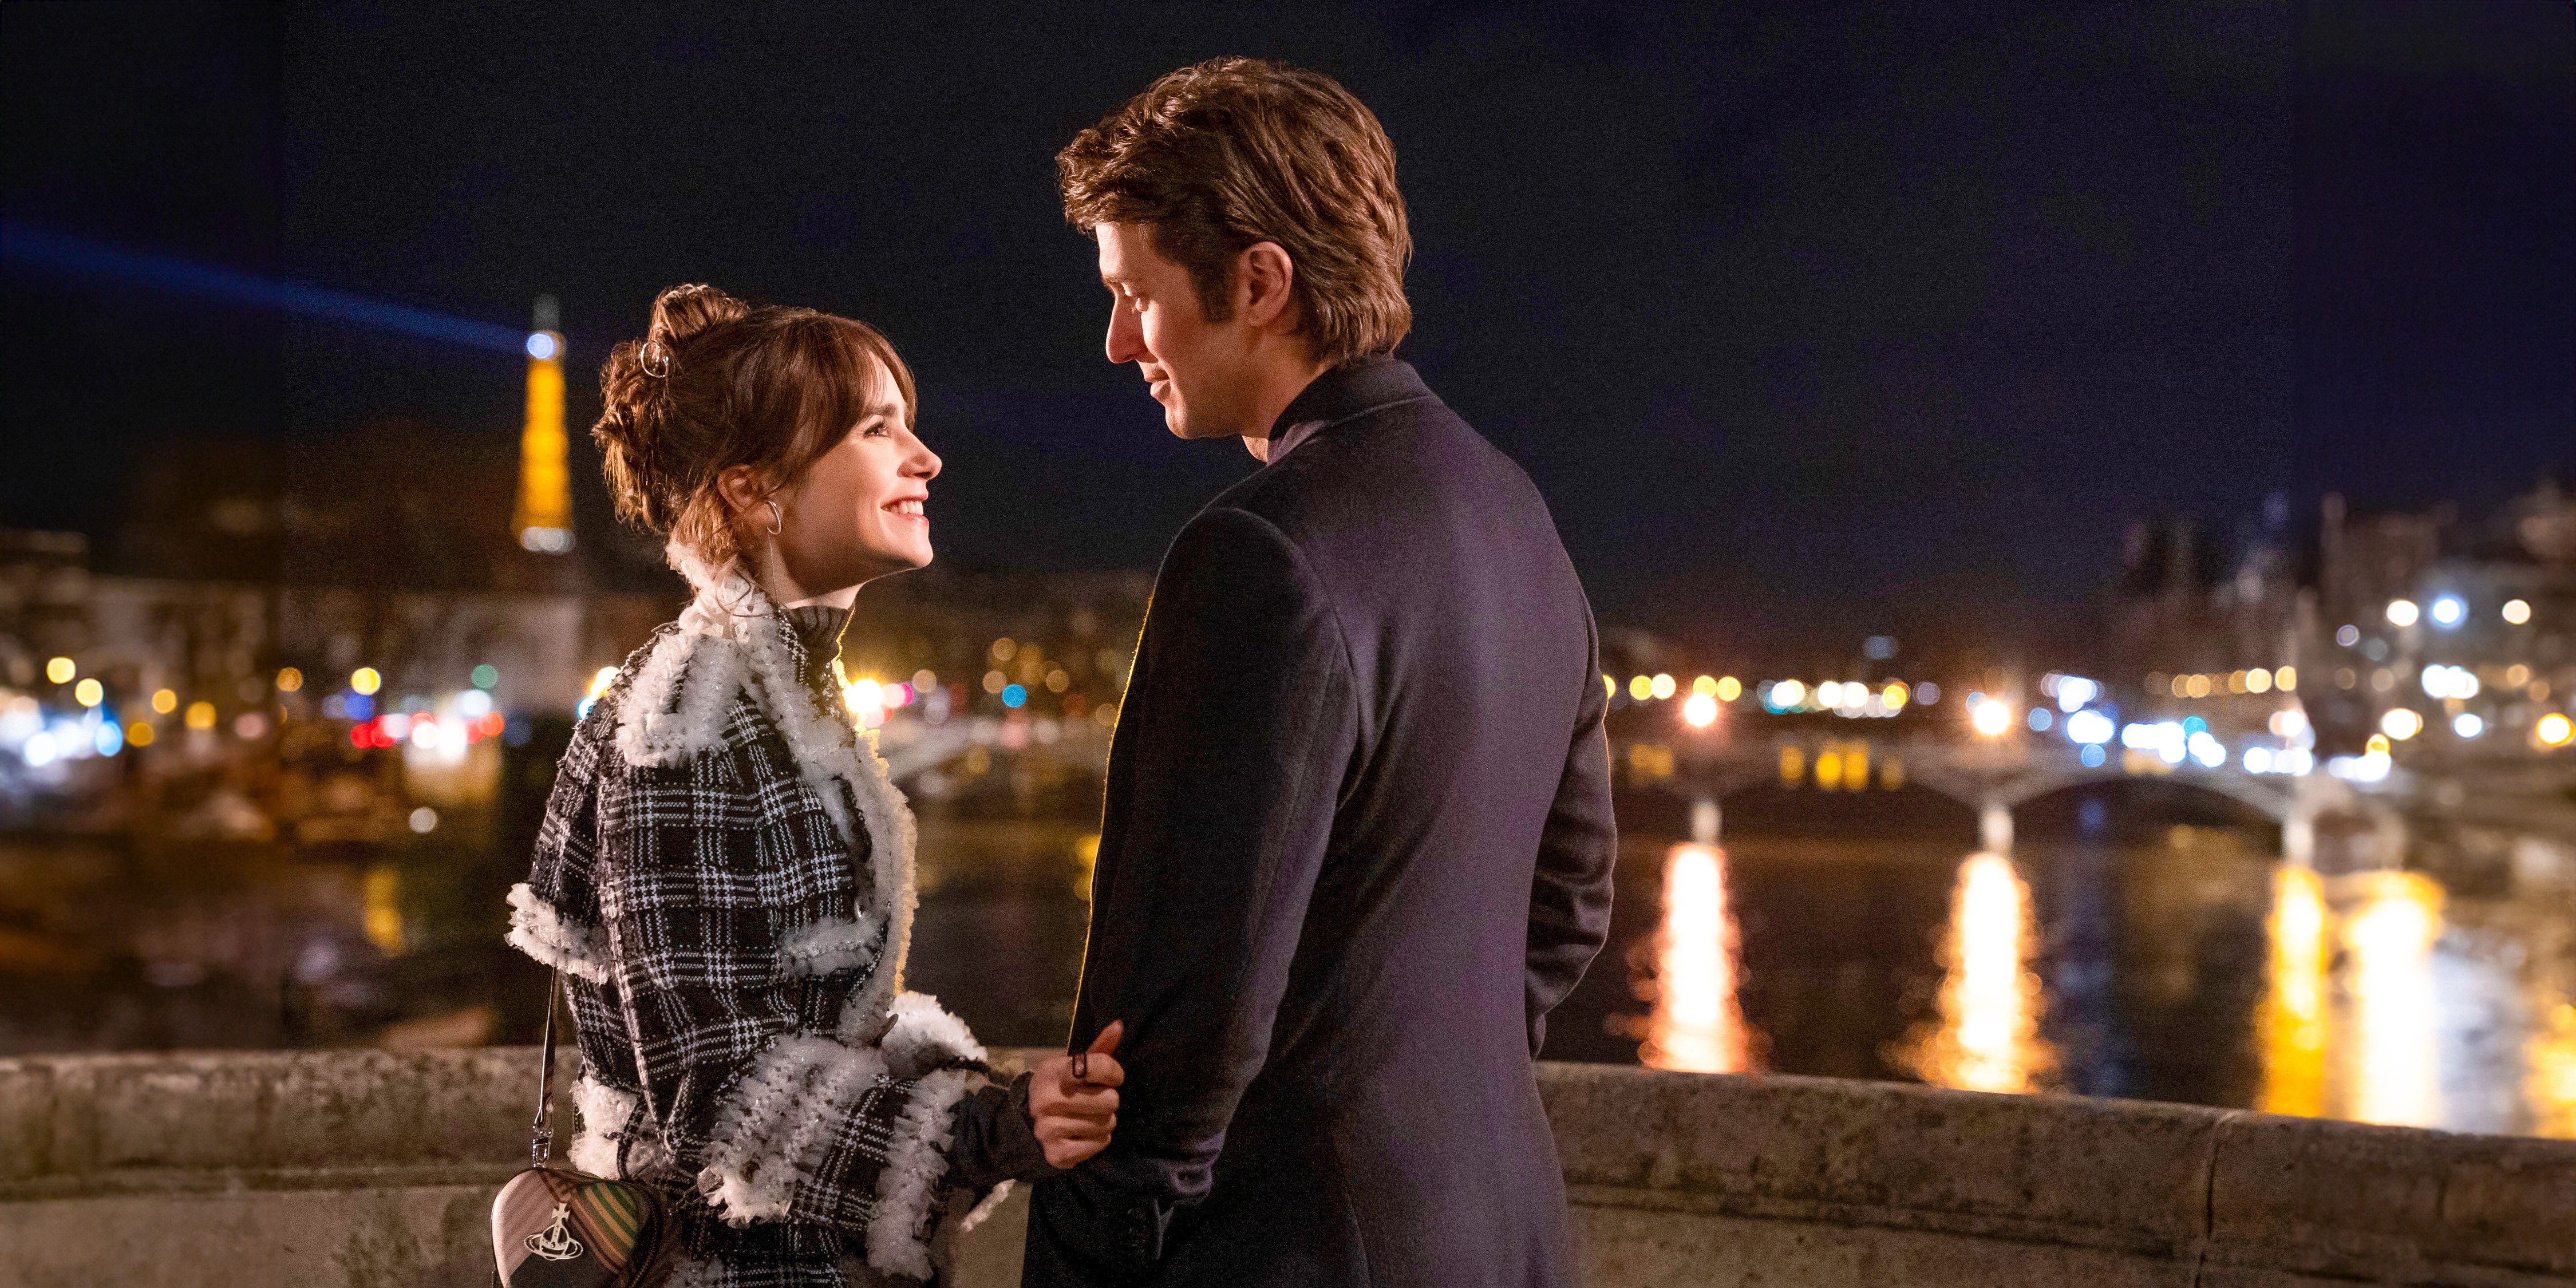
[911,441,942,481]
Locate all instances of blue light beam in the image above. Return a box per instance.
[2,222,529,354]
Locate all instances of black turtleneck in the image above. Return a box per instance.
[781,603,852,692]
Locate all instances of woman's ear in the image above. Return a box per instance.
[714,465,765,517]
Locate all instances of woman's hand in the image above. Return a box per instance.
[1028,1021,1125,1170]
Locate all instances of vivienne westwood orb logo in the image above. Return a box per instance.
[527,1202,584,1262]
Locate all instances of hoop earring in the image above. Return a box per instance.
[765,500,784,536]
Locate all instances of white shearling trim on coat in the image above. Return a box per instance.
[694,1034,891,1227]
[958,1179,1015,1234]
[611,631,745,768]
[503,883,609,984]
[866,1066,982,1281]
[878,991,986,1078]
[777,912,882,979]
[567,1074,663,1179]
[655,538,921,1038]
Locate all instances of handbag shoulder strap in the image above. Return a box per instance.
[530,966,562,1165]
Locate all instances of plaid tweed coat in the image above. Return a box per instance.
[508,546,1010,1287]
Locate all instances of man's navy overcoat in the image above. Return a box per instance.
[1023,358,1619,1288]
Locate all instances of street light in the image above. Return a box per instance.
[2503,598,2532,625]
[2380,708,2423,741]
[1682,693,1718,728]
[1970,698,2013,737]
[2429,596,2466,628]
[2385,599,2420,627]
[2538,713,2574,749]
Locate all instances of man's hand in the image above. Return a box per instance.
[1029,1021,1125,1170]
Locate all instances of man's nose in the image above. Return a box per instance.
[1105,306,1144,365]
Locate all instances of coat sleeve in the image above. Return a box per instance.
[1028,507,1360,1282]
[1522,613,1617,1055]
[590,714,987,1281]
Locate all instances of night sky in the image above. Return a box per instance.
[4,2,2569,667]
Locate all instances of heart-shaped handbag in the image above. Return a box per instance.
[492,970,678,1288]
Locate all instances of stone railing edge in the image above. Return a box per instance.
[3,1047,2567,1282]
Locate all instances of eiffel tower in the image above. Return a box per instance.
[514,294,572,555]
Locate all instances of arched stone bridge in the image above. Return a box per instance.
[1654,733,2385,864]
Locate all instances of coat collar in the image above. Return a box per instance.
[1265,355,1437,463]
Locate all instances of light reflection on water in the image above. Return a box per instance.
[1896,852,2057,1095]
[2342,871,2445,1127]
[1615,832,2575,1137]
[1638,843,1752,1073]
[2259,866,2329,1117]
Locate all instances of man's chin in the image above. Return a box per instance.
[1165,409,1241,441]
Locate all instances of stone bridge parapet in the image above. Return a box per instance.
[1,1048,2569,1286]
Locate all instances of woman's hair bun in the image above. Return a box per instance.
[646,282,750,350]
[595,284,750,533]
[587,282,916,577]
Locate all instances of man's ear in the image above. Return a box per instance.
[1238,242,1298,331]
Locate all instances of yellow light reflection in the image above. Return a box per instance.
[1901,853,2056,1094]
[362,863,404,955]
[1778,745,1805,784]
[2531,1002,2576,1140]
[1842,742,1870,791]
[1639,843,1752,1073]
[2342,871,2444,1128]
[1072,832,1101,899]
[1814,749,1843,789]
[2259,866,2329,1117]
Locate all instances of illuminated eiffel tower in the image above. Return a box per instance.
[513,294,572,554]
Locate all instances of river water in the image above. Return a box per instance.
[5,793,2570,1137]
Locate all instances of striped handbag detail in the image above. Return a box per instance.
[493,970,677,1288]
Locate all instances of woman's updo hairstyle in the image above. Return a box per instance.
[594,283,917,575]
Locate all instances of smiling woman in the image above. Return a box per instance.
[503,287,1116,1287]
[593,283,937,595]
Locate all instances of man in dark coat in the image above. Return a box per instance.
[1025,57,1617,1287]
